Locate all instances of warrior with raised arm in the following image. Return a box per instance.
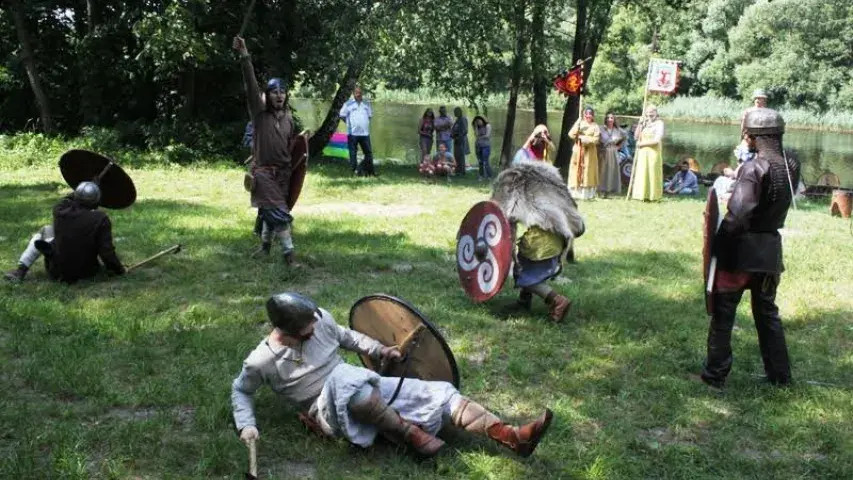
[233,35,299,264]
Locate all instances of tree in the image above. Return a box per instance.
[7,0,53,133]
[554,0,617,176]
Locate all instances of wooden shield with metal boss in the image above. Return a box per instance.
[703,187,721,315]
[287,133,309,210]
[59,149,137,209]
[456,201,512,303]
[349,294,460,388]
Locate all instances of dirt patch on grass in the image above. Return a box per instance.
[258,461,317,479]
[95,405,195,428]
[639,426,707,449]
[299,202,431,217]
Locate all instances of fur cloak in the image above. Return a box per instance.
[490,161,585,255]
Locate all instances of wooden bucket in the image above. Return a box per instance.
[830,189,853,218]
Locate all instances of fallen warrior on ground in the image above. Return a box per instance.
[5,182,125,283]
[232,292,553,458]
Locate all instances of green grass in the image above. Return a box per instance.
[1,145,852,479]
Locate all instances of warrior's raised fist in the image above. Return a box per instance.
[233,36,248,55]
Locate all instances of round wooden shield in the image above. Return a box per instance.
[456,201,512,303]
[349,294,460,388]
[287,134,309,210]
[59,149,136,209]
[703,187,721,315]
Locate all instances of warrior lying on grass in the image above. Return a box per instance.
[232,292,553,458]
[491,161,586,322]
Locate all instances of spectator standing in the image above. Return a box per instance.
[340,86,375,176]
[472,116,493,181]
[418,109,435,158]
[451,107,470,176]
[434,106,453,151]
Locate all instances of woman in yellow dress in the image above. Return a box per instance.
[568,106,600,200]
[630,105,665,201]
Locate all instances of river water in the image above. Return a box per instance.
[292,99,853,187]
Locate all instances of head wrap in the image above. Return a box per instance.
[752,89,768,99]
[266,78,286,92]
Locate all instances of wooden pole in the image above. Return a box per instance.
[625,59,653,200]
[126,244,182,272]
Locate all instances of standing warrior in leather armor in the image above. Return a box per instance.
[233,35,298,264]
[4,182,125,283]
[232,292,553,458]
[700,108,800,389]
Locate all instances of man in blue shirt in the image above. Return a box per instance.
[339,86,375,176]
[665,161,699,195]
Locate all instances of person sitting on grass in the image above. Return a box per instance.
[664,161,699,195]
[4,182,125,283]
[418,143,456,180]
[232,292,553,459]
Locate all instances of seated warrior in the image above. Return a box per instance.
[232,292,553,458]
[490,162,586,322]
[418,143,456,178]
[4,182,125,283]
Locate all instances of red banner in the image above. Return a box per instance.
[553,66,583,97]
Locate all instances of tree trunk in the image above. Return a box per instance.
[10,0,53,133]
[499,1,530,169]
[180,67,197,121]
[86,0,99,35]
[307,61,365,156]
[531,0,549,126]
[80,0,101,125]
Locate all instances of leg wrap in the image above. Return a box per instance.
[450,398,500,434]
[277,225,294,251]
[261,222,273,244]
[17,225,53,268]
[528,283,554,301]
[348,386,444,455]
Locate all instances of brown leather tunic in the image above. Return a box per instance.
[241,56,295,209]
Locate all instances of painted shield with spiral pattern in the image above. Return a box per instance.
[456,201,512,303]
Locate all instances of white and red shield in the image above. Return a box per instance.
[456,201,512,303]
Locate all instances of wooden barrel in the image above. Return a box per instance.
[830,189,853,218]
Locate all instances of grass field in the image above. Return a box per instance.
[1,150,852,479]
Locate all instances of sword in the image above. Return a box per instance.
[126,244,182,272]
[239,0,257,37]
[245,438,258,480]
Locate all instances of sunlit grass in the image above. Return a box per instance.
[1,147,852,478]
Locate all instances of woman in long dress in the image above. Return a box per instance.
[568,106,600,200]
[598,112,623,197]
[629,105,665,201]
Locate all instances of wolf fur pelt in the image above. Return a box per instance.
[491,161,585,255]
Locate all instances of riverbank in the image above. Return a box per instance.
[312,86,853,133]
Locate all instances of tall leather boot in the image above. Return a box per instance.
[450,398,553,458]
[348,389,444,457]
[545,291,571,323]
[4,264,28,283]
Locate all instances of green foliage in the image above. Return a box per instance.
[728,0,853,111]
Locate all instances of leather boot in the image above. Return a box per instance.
[251,242,271,258]
[545,292,571,323]
[517,290,533,310]
[348,389,444,457]
[451,398,553,458]
[4,264,28,283]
